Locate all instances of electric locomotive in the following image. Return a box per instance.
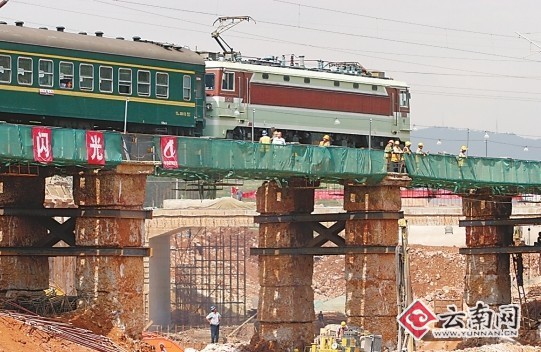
[0,22,206,135]
[202,53,411,148]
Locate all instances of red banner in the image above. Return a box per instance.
[161,136,179,169]
[32,126,53,163]
[86,131,106,165]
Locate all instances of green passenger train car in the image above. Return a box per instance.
[0,23,206,135]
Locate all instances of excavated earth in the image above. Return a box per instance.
[3,184,541,351]
[3,244,540,351]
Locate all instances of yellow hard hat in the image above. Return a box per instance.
[323,135,330,140]
[405,141,412,146]
[341,321,346,326]
[461,145,468,151]
[418,142,424,147]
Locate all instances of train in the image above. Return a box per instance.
[0,22,411,149]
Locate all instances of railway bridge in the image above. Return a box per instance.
[1,122,541,350]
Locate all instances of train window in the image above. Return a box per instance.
[99,66,113,93]
[59,61,74,89]
[183,75,191,101]
[17,57,32,85]
[353,83,359,89]
[38,59,53,87]
[118,68,132,95]
[205,73,215,90]
[156,72,169,98]
[304,77,310,84]
[0,55,11,83]
[262,73,269,79]
[221,71,234,90]
[283,75,290,82]
[195,75,203,99]
[399,90,410,108]
[137,70,150,96]
[80,64,94,91]
[372,85,378,91]
[334,81,340,87]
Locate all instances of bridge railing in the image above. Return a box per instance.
[3,121,541,193]
[405,153,541,193]
[155,137,388,183]
[0,123,123,166]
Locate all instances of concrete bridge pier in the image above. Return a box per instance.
[463,194,513,306]
[343,178,408,350]
[255,179,315,351]
[0,176,49,297]
[72,163,154,337]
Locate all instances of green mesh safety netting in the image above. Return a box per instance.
[0,123,123,167]
[4,120,541,193]
[405,153,541,193]
[154,137,388,183]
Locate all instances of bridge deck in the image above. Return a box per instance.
[1,123,541,194]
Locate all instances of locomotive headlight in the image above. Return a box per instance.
[205,103,213,111]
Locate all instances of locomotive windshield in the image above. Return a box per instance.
[399,89,410,108]
[205,73,215,90]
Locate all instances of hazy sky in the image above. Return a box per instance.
[3,0,541,140]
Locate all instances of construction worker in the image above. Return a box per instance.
[206,305,221,343]
[416,142,427,156]
[259,130,271,144]
[403,141,412,155]
[384,140,394,171]
[336,321,348,340]
[415,142,427,172]
[391,140,403,172]
[401,141,412,173]
[319,134,331,147]
[457,145,467,167]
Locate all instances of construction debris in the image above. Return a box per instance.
[0,310,127,352]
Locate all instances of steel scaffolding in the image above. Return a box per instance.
[171,227,247,327]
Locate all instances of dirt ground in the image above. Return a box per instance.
[2,244,541,351]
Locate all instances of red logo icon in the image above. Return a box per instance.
[397,299,438,340]
[160,136,178,169]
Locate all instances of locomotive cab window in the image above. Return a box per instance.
[39,59,53,87]
[118,68,132,95]
[99,66,113,93]
[59,61,74,89]
[205,73,215,90]
[221,71,234,91]
[137,70,150,96]
[0,55,11,83]
[399,90,410,108]
[80,63,94,91]
[156,72,169,98]
[17,57,32,85]
[183,75,191,101]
